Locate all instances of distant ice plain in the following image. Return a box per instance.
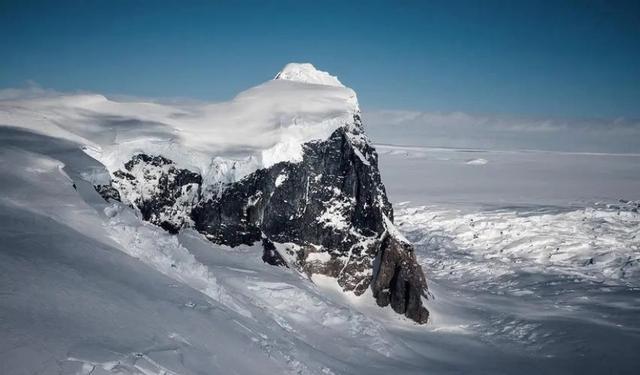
[378,144,640,374]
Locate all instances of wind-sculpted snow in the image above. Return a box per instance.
[0,65,358,179]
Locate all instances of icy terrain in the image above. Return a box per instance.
[1,66,639,373]
[378,145,640,374]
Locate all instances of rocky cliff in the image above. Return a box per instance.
[94,65,430,323]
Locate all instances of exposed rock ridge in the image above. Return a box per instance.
[96,116,430,323]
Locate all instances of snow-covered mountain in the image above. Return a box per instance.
[0,63,434,374]
[2,64,639,375]
[0,63,429,323]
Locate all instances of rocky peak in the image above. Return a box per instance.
[96,114,430,323]
[92,67,430,323]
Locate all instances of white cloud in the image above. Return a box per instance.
[3,84,637,154]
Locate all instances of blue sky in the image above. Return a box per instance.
[1,0,639,118]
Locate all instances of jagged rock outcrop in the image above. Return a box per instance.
[96,115,429,323]
[96,114,429,323]
[103,154,202,233]
[372,234,430,323]
[191,116,397,291]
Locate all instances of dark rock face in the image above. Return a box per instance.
[371,235,430,323]
[95,184,121,202]
[261,237,288,267]
[95,116,430,323]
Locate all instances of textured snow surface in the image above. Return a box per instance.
[397,203,640,287]
[378,144,640,287]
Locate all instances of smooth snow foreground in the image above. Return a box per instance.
[2,69,640,373]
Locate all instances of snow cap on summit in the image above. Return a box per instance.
[274,63,344,87]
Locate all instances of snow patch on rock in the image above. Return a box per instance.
[275,172,289,187]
